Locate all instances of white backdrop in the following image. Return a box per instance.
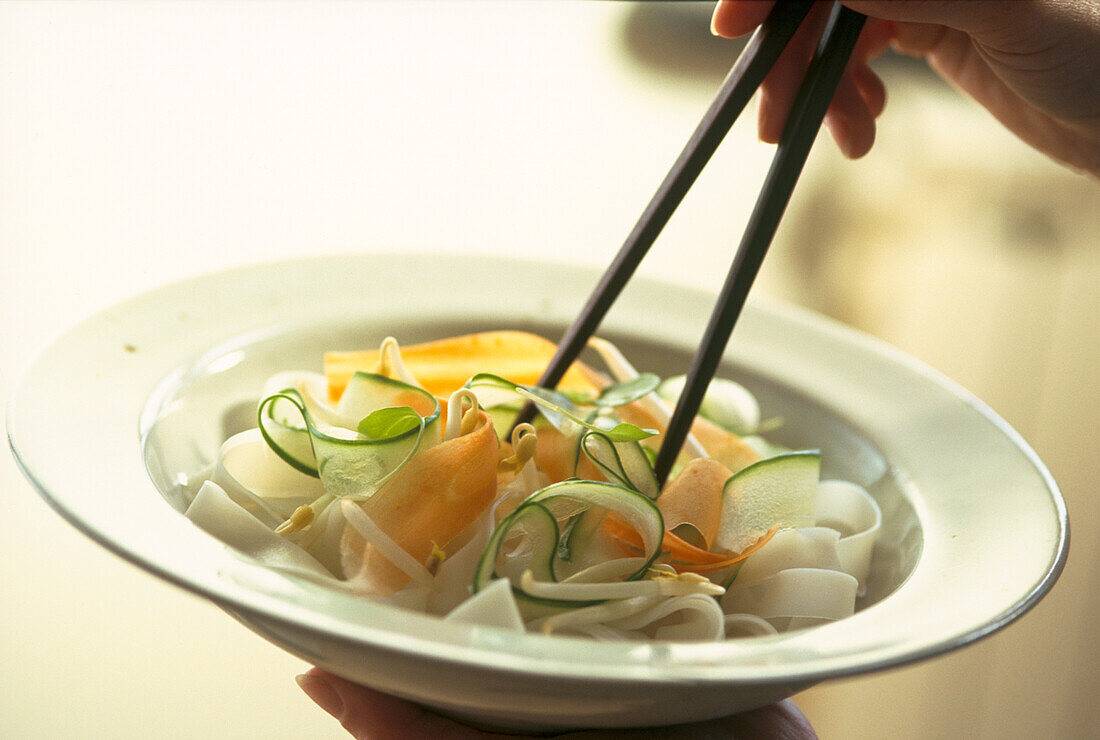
[3,3,1094,738]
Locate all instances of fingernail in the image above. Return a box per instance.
[710,1,724,36]
[825,115,851,157]
[756,94,777,145]
[297,673,345,719]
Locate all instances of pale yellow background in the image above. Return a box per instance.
[1,3,1096,738]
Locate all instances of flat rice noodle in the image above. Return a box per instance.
[528,595,665,635]
[385,582,432,612]
[815,480,882,592]
[295,496,352,576]
[730,527,843,588]
[426,505,498,615]
[721,567,858,622]
[340,410,499,594]
[443,577,525,632]
[721,527,858,626]
[606,593,725,642]
[324,331,599,401]
[642,593,730,642]
[516,570,722,602]
[656,458,730,550]
[211,429,324,524]
[562,625,643,641]
[184,481,334,581]
[723,613,778,638]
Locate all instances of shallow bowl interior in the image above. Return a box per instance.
[9,254,1067,730]
[143,317,922,611]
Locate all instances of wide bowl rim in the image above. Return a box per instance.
[7,253,1069,687]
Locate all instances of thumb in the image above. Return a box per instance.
[296,669,494,740]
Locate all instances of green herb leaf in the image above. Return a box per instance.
[515,387,656,441]
[593,373,660,408]
[357,406,422,439]
[467,374,657,441]
[466,373,516,391]
[561,389,595,405]
[601,422,655,442]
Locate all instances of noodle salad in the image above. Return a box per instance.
[182,331,881,641]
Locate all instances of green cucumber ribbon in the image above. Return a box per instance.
[473,480,665,606]
[258,372,441,500]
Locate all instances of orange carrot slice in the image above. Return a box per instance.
[690,416,761,475]
[603,512,779,575]
[615,401,761,476]
[340,409,499,593]
[602,513,728,565]
[533,423,604,486]
[656,458,730,550]
[674,526,778,574]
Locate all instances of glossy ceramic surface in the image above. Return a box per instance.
[8,255,1067,729]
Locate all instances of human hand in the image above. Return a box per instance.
[296,668,817,739]
[711,0,1100,175]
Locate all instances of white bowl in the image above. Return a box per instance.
[7,254,1067,730]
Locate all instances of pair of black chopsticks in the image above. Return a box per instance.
[524,1,866,487]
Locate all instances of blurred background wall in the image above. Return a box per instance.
[1,3,1095,737]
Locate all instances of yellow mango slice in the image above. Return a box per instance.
[325,330,599,401]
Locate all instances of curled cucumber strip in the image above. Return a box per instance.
[336,372,439,434]
[474,481,665,607]
[466,373,580,435]
[474,502,559,593]
[516,387,654,443]
[257,373,440,501]
[581,430,659,499]
[465,373,655,443]
[258,391,321,476]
